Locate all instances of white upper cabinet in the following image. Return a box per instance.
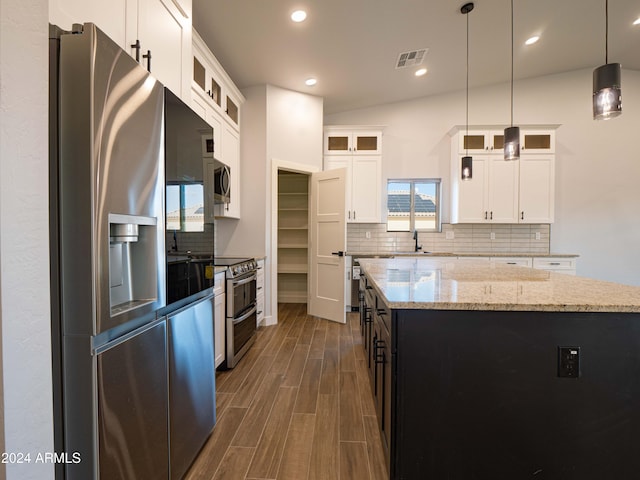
[323,127,383,223]
[453,155,519,223]
[132,0,191,99]
[518,155,555,223]
[457,129,504,155]
[350,156,382,223]
[520,129,556,154]
[324,129,382,155]
[49,0,128,47]
[190,29,244,220]
[49,0,192,100]
[191,30,243,132]
[450,126,557,224]
[216,124,240,219]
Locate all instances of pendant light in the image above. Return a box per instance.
[461,2,474,181]
[504,0,520,161]
[593,0,622,120]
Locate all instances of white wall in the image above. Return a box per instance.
[325,68,640,286]
[217,85,268,258]
[0,0,55,478]
[219,84,323,323]
[266,85,324,168]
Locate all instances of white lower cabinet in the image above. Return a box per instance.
[214,271,226,368]
[459,255,576,274]
[533,257,576,275]
[256,259,265,326]
[490,257,533,267]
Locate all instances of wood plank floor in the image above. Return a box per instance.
[185,303,388,480]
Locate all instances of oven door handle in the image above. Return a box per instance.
[233,304,257,325]
[230,272,257,287]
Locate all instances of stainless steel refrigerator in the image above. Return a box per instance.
[50,22,169,479]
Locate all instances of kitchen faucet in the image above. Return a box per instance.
[172,230,178,252]
[413,229,422,252]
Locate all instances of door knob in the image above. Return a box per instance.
[331,251,344,257]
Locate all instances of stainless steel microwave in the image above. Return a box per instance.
[213,159,230,204]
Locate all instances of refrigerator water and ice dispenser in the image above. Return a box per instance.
[108,214,159,316]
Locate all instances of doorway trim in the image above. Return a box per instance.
[270,159,319,325]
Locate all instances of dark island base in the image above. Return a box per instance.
[393,309,640,479]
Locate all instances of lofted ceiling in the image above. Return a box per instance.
[193,0,640,115]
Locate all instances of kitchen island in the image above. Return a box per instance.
[358,257,640,480]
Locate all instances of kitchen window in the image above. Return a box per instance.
[387,179,441,232]
[166,183,205,232]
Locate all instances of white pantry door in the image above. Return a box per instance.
[309,168,346,323]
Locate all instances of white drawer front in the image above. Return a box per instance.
[491,257,533,267]
[256,293,265,324]
[533,257,576,270]
[214,271,226,296]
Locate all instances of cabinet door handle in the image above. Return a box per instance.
[130,39,141,62]
[490,211,493,220]
[348,211,351,220]
[484,211,488,220]
[376,308,386,316]
[353,211,356,220]
[375,340,385,364]
[521,211,524,220]
[142,50,152,72]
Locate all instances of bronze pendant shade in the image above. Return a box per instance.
[593,0,622,120]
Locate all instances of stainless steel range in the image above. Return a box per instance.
[214,257,258,368]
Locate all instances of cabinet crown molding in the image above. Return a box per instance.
[448,124,560,137]
[324,125,386,131]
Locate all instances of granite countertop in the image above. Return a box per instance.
[359,257,640,313]
[349,251,578,258]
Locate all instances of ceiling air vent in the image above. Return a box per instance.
[395,48,428,69]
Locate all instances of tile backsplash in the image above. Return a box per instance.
[165,223,215,254]
[347,223,550,254]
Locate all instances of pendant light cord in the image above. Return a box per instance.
[510,0,514,127]
[605,0,609,64]
[466,7,469,153]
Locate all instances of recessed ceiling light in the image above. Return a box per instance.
[415,68,428,77]
[633,17,640,26]
[291,10,307,22]
[525,35,540,45]
[305,78,317,86]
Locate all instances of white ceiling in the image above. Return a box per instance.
[193,0,640,115]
